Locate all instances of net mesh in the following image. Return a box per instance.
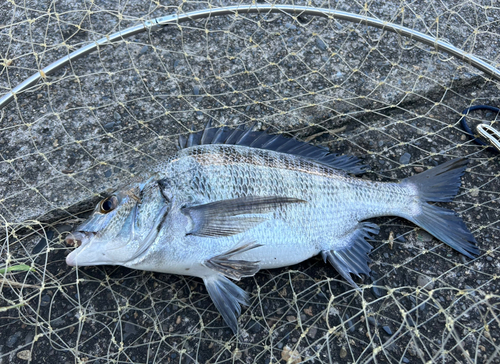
[1,1,499,363]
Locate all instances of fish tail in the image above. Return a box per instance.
[402,158,479,258]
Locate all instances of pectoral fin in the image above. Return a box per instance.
[203,274,249,334]
[182,196,305,237]
[205,241,262,280]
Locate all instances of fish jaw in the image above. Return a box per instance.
[66,231,117,266]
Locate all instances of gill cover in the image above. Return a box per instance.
[66,181,167,266]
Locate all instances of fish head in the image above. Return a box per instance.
[66,179,167,267]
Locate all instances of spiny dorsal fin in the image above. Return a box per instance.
[178,121,366,174]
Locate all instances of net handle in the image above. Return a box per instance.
[1,4,499,110]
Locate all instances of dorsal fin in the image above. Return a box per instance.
[178,123,366,174]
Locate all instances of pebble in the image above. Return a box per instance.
[406,315,416,327]
[370,271,387,298]
[315,37,327,51]
[307,326,318,339]
[17,350,31,361]
[113,111,121,120]
[32,230,54,254]
[339,346,347,358]
[193,86,200,95]
[247,319,263,334]
[285,23,297,30]
[367,316,376,327]
[417,230,433,242]
[417,275,434,290]
[316,291,327,300]
[418,302,426,311]
[104,169,112,178]
[40,294,51,307]
[382,325,393,335]
[345,314,355,333]
[281,345,301,364]
[7,332,21,347]
[399,152,411,164]
[24,331,34,345]
[413,166,424,173]
[50,317,65,327]
[371,285,387,298]
[104,122,115,131]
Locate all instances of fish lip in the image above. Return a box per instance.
[65,231,95,266]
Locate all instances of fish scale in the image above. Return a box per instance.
[66,124,479,334]
[173,145,400,244]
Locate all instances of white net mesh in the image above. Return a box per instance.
[1,1,499,363]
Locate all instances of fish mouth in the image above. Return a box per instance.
[65,231,95,266]
[65,231,94,248]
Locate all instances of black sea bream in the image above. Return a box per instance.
[66,124,479,333]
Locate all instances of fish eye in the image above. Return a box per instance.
[99,195,118,213]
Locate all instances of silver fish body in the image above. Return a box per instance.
[147,145,405,270]
[66,125,479,333]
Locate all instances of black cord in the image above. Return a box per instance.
[459,105,500,152]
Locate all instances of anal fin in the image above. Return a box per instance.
[203,275,249,334]
[322,222,379,288]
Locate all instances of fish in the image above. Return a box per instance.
[65,123,479,334]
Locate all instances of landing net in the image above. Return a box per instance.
[0,1,499,363]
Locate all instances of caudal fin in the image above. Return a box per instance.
[404,158,469,202]
[403,158,479,259]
